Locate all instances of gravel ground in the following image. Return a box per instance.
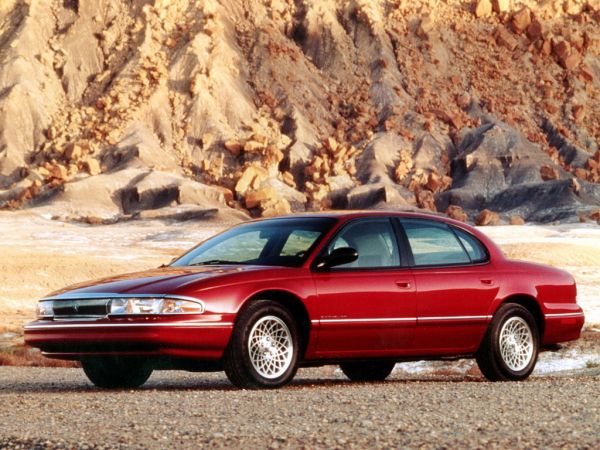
[0,367,599,449]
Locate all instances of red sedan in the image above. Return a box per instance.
[24,211,584,389]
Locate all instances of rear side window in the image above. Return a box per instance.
[401,219,470,266]
[454,228,488,263]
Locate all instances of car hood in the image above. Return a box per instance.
[45,265,266,299]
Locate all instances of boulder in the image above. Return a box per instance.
[445,205,468,222]
[540,165,560,181]
[224,140,244,156]
[495,26,519,51]
[136,205,219,221]
[526,19,544,41]
[492,0,510,13]
[475,0,493,17]
[234,165,269,195]
[509,215,525,225]
[244,186,278,209]
[475,209,500,226]
[511,8,531,33]
[259,177,307,210]
[345,182,414,209]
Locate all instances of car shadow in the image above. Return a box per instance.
[0,373,486,394]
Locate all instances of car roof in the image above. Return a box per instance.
[256,209,450,223]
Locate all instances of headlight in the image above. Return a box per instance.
[109,298,205,315]
[36,301,54,318]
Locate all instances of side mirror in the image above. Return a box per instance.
[315,247,358,270]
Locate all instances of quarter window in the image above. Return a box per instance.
[326,219,400,268]
[401,219,470,266]
[454,228,488,263]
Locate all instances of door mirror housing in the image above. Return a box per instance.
[314,247,358,270]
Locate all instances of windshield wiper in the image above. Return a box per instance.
[189,259,246,266]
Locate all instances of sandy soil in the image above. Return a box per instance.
[0,212,599,367]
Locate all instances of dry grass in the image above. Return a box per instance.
[0,345,79,368]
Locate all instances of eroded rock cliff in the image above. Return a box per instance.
[0,0,599,223]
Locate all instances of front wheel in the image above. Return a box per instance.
[476,303,539,381]
[81,357,153,388]
[224,300,299,389]
[340,360,395,381]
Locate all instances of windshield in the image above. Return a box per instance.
[171,217,337,268]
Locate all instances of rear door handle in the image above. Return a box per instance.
[480,279,494,285]
[395,280,411,289]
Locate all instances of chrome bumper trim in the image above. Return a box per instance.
[545,312,584,318]
[24,321,233,330]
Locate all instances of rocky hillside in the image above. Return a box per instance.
[0,0,599,224]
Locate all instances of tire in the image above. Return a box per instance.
[224,300,300,389]
[476,303,539,381]
[340,360,395,382]
[81,357,153,389]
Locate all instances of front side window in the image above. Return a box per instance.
[325,219,400,269]
[401,219,470,266]
[172,218,336,267]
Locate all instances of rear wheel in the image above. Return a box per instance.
[81,357,153,389]
[224,300,299,389]
[476,303,539,381]
[340,360,395,381]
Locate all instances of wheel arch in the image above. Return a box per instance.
[496,294,545,338]
[238,290,311,358]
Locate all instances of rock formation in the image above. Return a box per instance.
[0,0,599,224]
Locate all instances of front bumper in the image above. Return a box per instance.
[24,315,234,360]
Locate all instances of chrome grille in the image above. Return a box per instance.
[52,299,110,320]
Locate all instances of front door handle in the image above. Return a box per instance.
[480,279,494,285]
[395,280,411,289]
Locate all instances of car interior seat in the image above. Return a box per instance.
[340,223,398,268]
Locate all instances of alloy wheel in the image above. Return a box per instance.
[499,316,534,372]
[247,315,294,379]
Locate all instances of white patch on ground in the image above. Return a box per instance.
[535,349,600,374]
[0,213,223,263]
[384,349,600,377]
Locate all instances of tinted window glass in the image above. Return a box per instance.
[186,230,266,263]
[327,219,400,268]
[454,228,488,262]
[402,219,470,266]
[172,218,336,267]
[280,230,322,257]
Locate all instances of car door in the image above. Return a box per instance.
[398,218,498,355]
[311,217,416,358]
